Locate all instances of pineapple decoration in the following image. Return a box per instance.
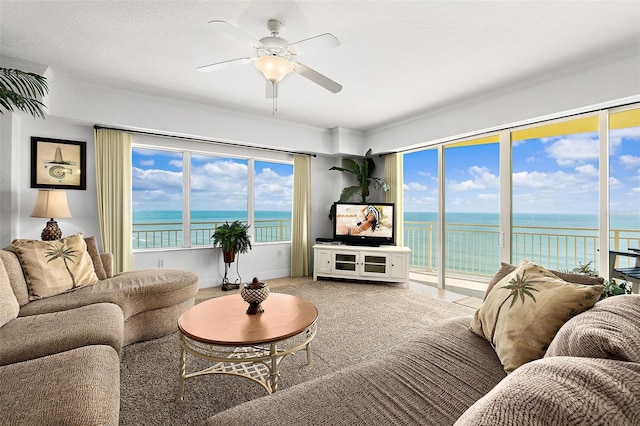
[240,277,270,314]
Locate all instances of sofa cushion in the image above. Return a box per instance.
[84,236,108,280]
[0,261,19,327]
[471,259,603,373]
[0,303,124,366]
[546,294,640,362]
[12,233,99,300]
[0,345,120,425]
[19,268,198,319]
[0,248,30,306]
[455,357,640,426]
[485,261,604,299]
[206,316,507,426]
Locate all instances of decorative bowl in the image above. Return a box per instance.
[240,281,269,314]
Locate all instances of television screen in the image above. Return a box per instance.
[333,202,395,246]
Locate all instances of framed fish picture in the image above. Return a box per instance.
[30,137,86,190]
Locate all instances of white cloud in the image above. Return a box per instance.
[405,182,427,191]
[575,164,598,176]
[139,159,154,166]
[478,193,499,200]
[448,166,498,192]
[544,135,598,166]
[619,154,640,169]
[169,159,182,168]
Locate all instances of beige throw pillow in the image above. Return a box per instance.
[470,259,603,374]
[12,233,99,300]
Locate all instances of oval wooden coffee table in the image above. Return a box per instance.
[177,293,318,400]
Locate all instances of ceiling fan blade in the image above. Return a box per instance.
[287,33,340,55]
[294,62,342,93]
[209,20,263,48]
[197,57,253,73]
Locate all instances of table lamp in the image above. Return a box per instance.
[30,189,72,241]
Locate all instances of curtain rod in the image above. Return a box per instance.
[93,125,317,157]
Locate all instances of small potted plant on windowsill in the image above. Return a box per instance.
[211,220,252,291]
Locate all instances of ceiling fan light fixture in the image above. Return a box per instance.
[255,55,294,84]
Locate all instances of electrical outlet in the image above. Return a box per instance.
[158,259,164,268]
[276,249,282,258]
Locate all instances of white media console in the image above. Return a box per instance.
[313,244,412,287]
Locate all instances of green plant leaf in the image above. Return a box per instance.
[0,68,48,118]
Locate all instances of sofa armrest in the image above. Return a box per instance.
[100,253,114,278]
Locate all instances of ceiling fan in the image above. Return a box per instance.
[198,19,343,98]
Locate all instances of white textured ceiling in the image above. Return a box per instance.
[1,1,639,131]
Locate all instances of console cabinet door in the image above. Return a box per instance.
[316,249,333,274]
[333,252,359,275]
[359,252,389,277]
[389,253,408,279]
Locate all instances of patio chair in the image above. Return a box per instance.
[609,248,640,294]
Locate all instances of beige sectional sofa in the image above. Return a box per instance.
[0,246,199,425]
[206,263,640,426]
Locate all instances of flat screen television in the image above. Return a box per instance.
[333,202,395,246]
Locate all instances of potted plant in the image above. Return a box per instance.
[211,220,252,264]
[567,261,632,300]
[328,148,390,218]
[0,67,49,118]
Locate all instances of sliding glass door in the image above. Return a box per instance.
[609,107,640,269]
[511,115,600,271]
[403,148,439,277]
[444,136,500,294]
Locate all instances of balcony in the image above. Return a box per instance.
[133,219,638,295]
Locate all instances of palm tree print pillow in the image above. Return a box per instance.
[470,258,603,374]
[12,233,99,300]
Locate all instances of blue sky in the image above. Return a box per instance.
[403,128,640,216]
[132,126,639,219]
[132,148,293,211]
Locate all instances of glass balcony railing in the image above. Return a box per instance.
[133,219,638,282]
[405,221,639,279]
[133,219,291,249]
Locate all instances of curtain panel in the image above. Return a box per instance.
[291,155,311,277]
[94,129,132,273]
[384,153,404,246]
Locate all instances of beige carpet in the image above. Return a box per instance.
[119,279,475,425]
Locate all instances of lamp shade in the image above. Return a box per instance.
[255,55,294,84]
[31,190,72,219]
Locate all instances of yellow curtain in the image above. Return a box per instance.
[291,154,311,277]
[384,153,404,246]
[94,129,132,273]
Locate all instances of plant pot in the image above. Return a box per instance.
[223,250,235,264]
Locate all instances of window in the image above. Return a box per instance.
[132,146,293,249]
[402,103,640,296]
[511,115,599,271]
[254,161,293,242]
[190,154,248,246]
[444,137,500,284]
[132,148,184,249]
[403,148,438,272]
[609,107,640,265]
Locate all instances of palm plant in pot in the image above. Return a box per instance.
[0,67,49,118]
[211,220,252,290]
[328,148,390,218]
